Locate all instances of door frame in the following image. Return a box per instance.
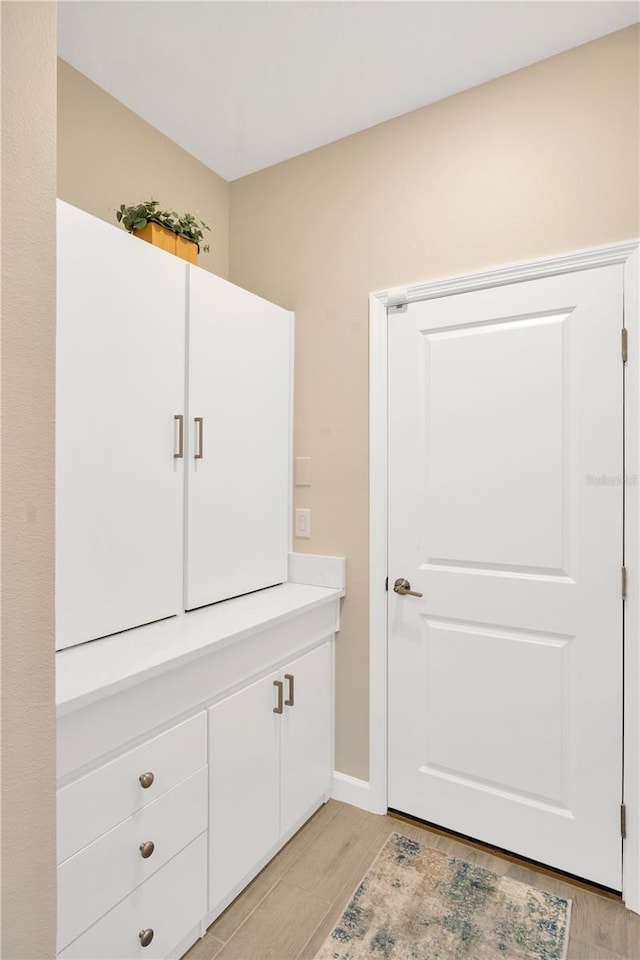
[368,240,640,910]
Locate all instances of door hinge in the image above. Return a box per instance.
[622,565,627,600]
[387,289,408,310]
[621,803,627,839]
[622,327,628,363]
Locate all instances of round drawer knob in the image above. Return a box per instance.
[139,840,155,859]
[139,929,154,948]
[139,772,154,789]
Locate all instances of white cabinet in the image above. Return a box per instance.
[59,835,207,960]
[187,269,291,610]
[56,201,293,651]
[56,200,186,650]
[208,640,332,912]
[56,587,342,960]
[280,642,333,835]
[208,670,281,909]
[57,711,208,957]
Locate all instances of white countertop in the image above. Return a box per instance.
[56,582,343,716]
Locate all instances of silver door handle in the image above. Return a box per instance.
[194,417,204,459]
[393,578,423,598]
[174,415,184,459]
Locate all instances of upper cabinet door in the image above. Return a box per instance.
[56,201,187,651]
[187,269,292,610]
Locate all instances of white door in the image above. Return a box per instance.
[388,265,624,889]
[56,201,186,650]
[280,642,333,835]
[187,269,291,610]
[208,673,280,910]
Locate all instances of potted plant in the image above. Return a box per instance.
[116,199,211,264]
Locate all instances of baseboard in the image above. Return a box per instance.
[331,771,371,811]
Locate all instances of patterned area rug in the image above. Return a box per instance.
[315,833,571,960]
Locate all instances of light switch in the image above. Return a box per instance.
[295,508,311,539]
[295,457,312,487]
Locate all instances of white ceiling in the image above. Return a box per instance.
[58,1,640,181]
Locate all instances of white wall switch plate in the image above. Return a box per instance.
[295,508,311,538]
[295,457,312,486]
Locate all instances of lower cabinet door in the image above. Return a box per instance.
[208,672,281,911]
[280,642,333,836]
[59,833,207,959]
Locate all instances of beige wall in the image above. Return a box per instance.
[57,60,230,278]
[0,2,57,956]
[229,25,640,780]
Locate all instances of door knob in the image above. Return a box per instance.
[139,929,154,948]
[139,841,155,859]
[139,772,154,789]
[393,578,423,598]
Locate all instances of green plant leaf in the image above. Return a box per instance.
[133,219,147,229]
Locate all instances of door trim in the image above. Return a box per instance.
[368,240,640,910]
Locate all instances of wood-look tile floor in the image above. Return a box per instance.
[185,800,640,960]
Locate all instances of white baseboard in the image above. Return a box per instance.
[331,771,371,811]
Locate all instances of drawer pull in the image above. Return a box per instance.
[284,673,295,707]
[139,840,155,859]
[273,680,284,714]
[139,928,154,948]
[139,772,154,789]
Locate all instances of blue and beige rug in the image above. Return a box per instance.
[315,833,571,960]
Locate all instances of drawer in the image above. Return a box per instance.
[57,712,206,863]
[58,766,207,952]
[59,832,207,960]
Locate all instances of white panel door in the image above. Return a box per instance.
[187,269,291,610]
[280,642,332,835]
[388,266,624,888]
[56,201,186,650]
[208,673,280,910]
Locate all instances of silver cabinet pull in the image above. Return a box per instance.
[139,772,154,789]
[194,417,204,459]
[284,674,295,707]
[393,578,423,598]
[273,680,284,714]
[139,929,154,948]
[139,841,155,859]
[174,414,184,459]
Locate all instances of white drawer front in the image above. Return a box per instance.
[57,712,206,863]
[59,832,207,960]
[58,766,207,952]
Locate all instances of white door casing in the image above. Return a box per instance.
[386,265,624,889]
[186,269,292,611]
[56,200,186,650]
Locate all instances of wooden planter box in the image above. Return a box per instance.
[175,234,198,265]
[133,223,199,264]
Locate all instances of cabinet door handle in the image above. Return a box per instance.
[284,674,295,707]
[194,417,204,459]
[173,415,184,459]
[273,680,284,714]
[139,929,154,948]
[139,772,154,789]
[139,840,155,859]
